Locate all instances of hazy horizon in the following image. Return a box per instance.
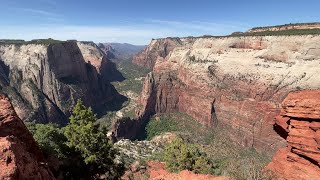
[1,0,319,44]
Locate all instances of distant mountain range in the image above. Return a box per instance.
[98,43,146,61]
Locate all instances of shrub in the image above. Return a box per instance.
[26,123,67,158]
[164,138,216,175]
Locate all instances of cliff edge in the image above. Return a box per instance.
[0,94,55,179]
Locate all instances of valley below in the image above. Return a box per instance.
[1,23,320,180]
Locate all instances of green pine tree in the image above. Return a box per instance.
[64,99,124,178]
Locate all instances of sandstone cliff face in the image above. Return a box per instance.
[268,90,320,180]
[133,38,187,69]
[129,35,320,153]
[0,41,120,124]
[0,94,55,179]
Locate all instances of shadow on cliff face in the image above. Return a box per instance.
[101,58,126,82]
[98,48,125,82]
[0,61,10,87]
[0,60,9,79]
[83,57,128,117]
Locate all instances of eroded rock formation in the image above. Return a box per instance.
[0,94,55,179]
[133,37,184,69]
[268,90,320,180]
[124,35,320,153]
[0,41,122,124]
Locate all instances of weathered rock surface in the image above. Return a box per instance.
[268,90,320,180]
[0,94,55,179]
[0,41,122,124]
[126,35,320,154]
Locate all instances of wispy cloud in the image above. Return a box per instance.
[15,8,60,17]
[37,0,57,5]
[146,19,250,34]
[0,19,249,45]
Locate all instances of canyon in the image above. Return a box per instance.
[99,43,146,61]
[1,23,320,179]
[0,41,122,124]
[128,35,320,155]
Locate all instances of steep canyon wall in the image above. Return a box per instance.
[129,35,320,154]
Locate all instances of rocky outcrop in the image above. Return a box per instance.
[0,94,55,179]
[248,23,320,33]
[122,35,320,154]
[0,41,123,124]
[268,90,320,180]
[133,38,186,69]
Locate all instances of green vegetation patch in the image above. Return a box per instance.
[112,60,150,94]
[26,100,125,179]
[145,115,179,140]
[143,113,211,142]
[26,123,67,158]
[164,138,217,175]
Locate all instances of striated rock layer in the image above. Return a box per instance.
[268,90,320,180]
[0,41,122,124]
[248,23,320,33]
[0,94,55,179]
[127,35,320,153]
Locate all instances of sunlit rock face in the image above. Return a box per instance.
[248,23,320,33]
[0,41,121,124]
[131,35,320,154]
[268,90,320,180]
[0,94,55,179]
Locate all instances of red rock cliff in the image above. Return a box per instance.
[0,94,55,179]
[268,90,320,180]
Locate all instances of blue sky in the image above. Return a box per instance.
[0,0,319,45]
